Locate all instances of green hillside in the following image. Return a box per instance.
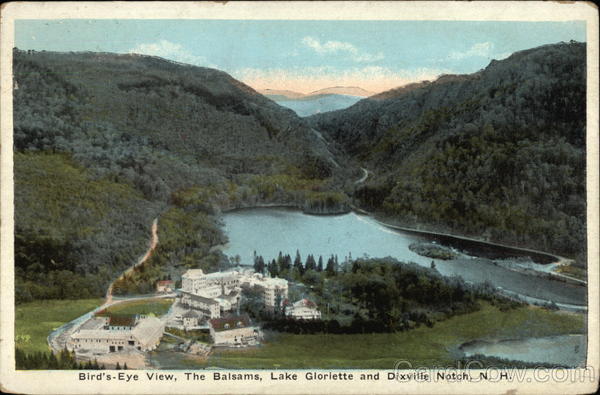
[309,42,587,268]
[13,49,351,302]
[15,152,159,302]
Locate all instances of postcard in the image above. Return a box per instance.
[0,1,598,394]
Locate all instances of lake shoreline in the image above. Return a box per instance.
[220,207,587,309]
[220,204,586,286]
[221,202,352,216]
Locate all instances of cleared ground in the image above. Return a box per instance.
[100,298,174,316]
[206,303,586,369]
[15,298,103,354]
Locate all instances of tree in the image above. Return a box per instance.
[280,254,291,273]
[317,256,324,272]
[293,250,304,276]
[305,254,316,271]
[268,259,279,278]
[274,292,283,315]
[326,256,336,277]
[253,255,265,274]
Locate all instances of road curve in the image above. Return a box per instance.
[354,167,370,185]
[48,218,162,353]
[105,218,159,304]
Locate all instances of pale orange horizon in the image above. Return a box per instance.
[234,66,448,96]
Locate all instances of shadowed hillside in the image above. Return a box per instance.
[309,42,587,268]
[13,49,353,302]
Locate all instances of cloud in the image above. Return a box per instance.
[436,42,513,64]
[233,65,448,94]
[301,36,384,63]
[129,40,213,67]
[494,52,512,61]
[448,42,494,60]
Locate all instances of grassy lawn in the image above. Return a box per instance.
[15,298,103,354]
[101,298,174,316]
[165,327,211,343]
[205,303,586,369]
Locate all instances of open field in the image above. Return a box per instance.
[206,303,586,369]
[100,298,174,316]
[15,298,103,354]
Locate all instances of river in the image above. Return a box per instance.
[221,208,586,307]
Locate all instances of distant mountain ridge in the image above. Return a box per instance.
[260,86,374,117]
[309,86,375,97]
[257,88,306,99]
[270,94,364,117]
[259,86,375,100]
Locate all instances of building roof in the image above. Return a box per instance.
[205,270,240,279]
[157,280,174,285]
[108,314,137,327]
[183,268,244,281]
[72,330,134,340]
[293,299,317,308]
[221,289,241,301]
[260,277,288,288]
[179,290,219,305]
[182,310,199,319]
[182,269,205,279]
[79,317,108,331]
[131,316,164,341]
[209,314,251,332]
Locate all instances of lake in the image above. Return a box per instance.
[460,334,587,367]
[221,208,586,307]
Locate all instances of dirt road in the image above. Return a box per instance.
[105,218,159,304]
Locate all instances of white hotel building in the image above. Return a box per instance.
[180,268,288,314]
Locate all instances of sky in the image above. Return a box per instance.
[15,20,586,94]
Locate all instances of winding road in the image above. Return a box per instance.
[105,218,159,304]
[348,165,586,296]
[354,167,370,185]
[48,218,165,353]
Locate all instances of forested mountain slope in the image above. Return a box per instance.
[309,42,587,264]
[13,49,351,302]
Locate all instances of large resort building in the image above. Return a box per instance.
[66,268,297,356]
[182,269,241,297]
[177,268,289,320]
[67,314,164,354]
[179,290,221,319]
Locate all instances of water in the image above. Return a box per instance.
[460,335,587,367]
[221,208,586,307]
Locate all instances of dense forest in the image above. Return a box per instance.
[13,49,352,303]
[15,348,105,370]
[13,40,588,304]
[309,42,587,271]
[243,256,521,333]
